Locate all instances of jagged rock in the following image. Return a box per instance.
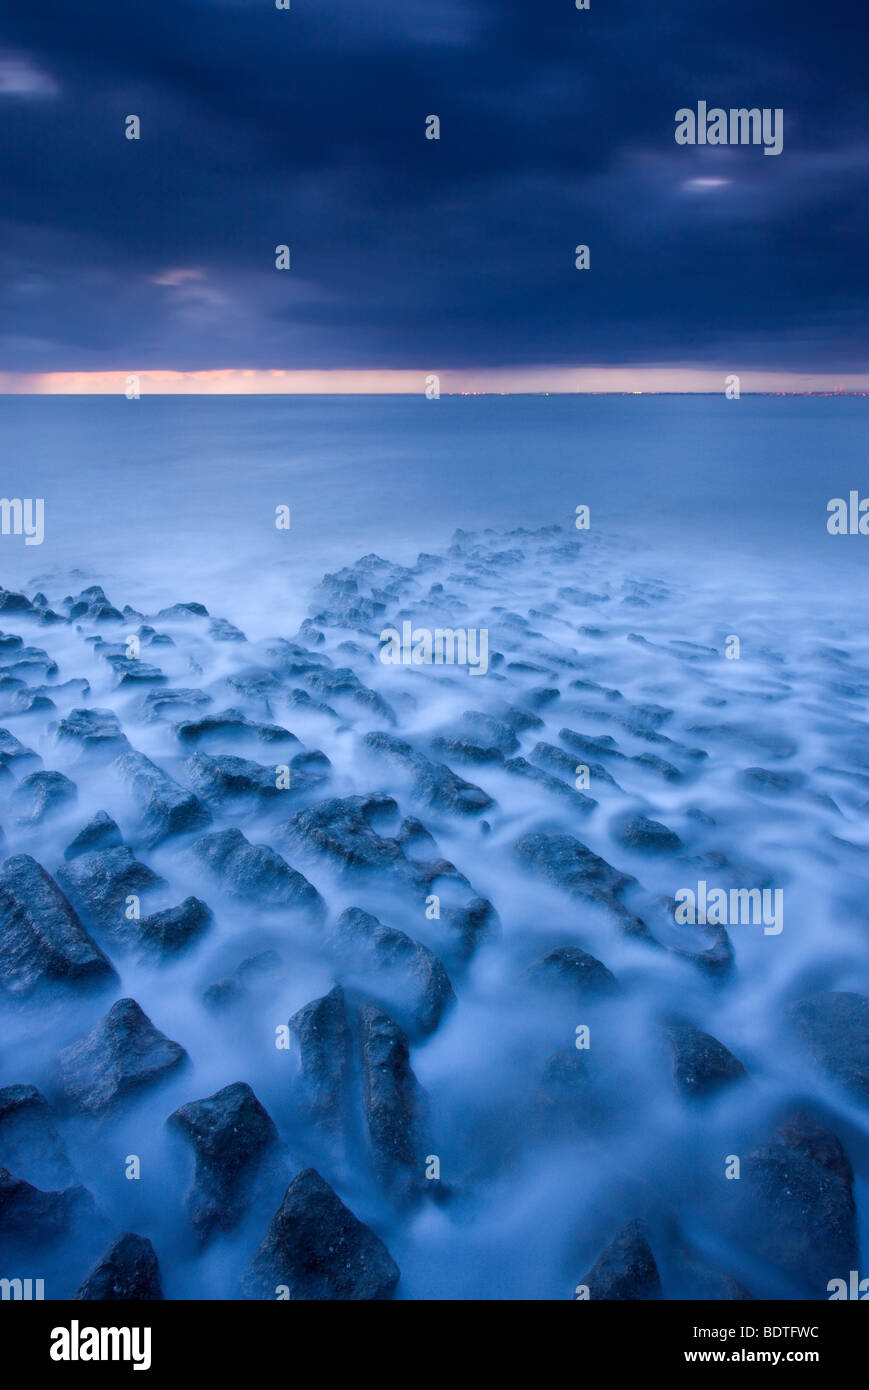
[168,1082,278,1241]
[52,708,130,758]
[191,828,323,916]
[112,750,211,846]
[157,602,209,620]
[527,946,617,998]
[282,795,446,894]
[615,813,682,855]
[175,709,299,747]
[140,688,211,722]
[0,854,116,995]
[365,732,493,814]
[665,1024,746,1098]
[289,986,353,1134]
[64,812,123,860]
[75,1233,164,1300]
[740,1112,857,1294]
[13,770,77,825]
[0,1085,72,1187]
[242,1167,400,1300]
[58,998,188,1114]
[202,950,282,1011]
[361,1004,429,1197]
[789,992,869,1100]
[0,1167,95,1245]
[577,1219,661,1300]
[56,846,164,939]
[515,833,653,942]
[137,897,212,956]
[331,908,455,1036]
[503,756,597,812]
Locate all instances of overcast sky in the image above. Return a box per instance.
[0,0,867,383]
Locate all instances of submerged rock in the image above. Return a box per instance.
[740,1112,857,1294]
[665,1024,746,1098]
[0,854,116,995]
[74,1233,164,1300]
[330,908,455,1036]
[361,1003,429,1198]
[789,991,869,1100]
[527,946,617,998]
[0,1085,72,1187]
[614,813,682,855]
[577,1219,661,1300]
[168,1082,278,1241]
[58,998,188,1114]
[137,897,212,956]
[242,1167,400,1300]
[13,769,77,825]
[0,1167,95,1245]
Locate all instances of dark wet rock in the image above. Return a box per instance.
[202,950,282,1011]
[431,737,504,765]
[113,749,211,845]
[242,1167,400,1300]
[577,1219,661,1300]
[140,688,212,722]
[74,1232,164,1300]
[289,986,354,1134]
[665,1024,746,1098]
[283,795,431,890]
[58,998,188,1114]
[52,707,130,759]
[157,602,209,620]
[0,1168,96,1245]
[94,641,166,685]
[210,617,246,642]
[789,991,869,1100]
[0,1086,72,1187]
[168,1082,278,1241]
[441,896,498,962]
[452,711,519,755]
[0,590,33,614]
[175,709,299,747]
[688,722,798,761]
[365,732,494,814]
[64,811,123,861]
[742,766,806,793]
[137,897,212,956]
[531,741,621,789]
[56,846,164,939]
[632,753,683,782]
[0,854,116,995]
[331,908,455,1036]
[13,769,77,825]
[614,813,682,855]
[66,585,124,623]
[528,946,617,998]
[185,751,287,803]
[741,1112,857,1294]
[0,727,40,774]
[559,727,626,760]
[525,686,559,708]
[361,1004,429,1198]
[503,756,597,812]
[190,827,323,916]
[515,833,653,943]
[493,702,543,733]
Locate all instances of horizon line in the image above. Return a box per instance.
[1,367,868,395]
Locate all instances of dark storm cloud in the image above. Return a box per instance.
[0,0,866,371]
